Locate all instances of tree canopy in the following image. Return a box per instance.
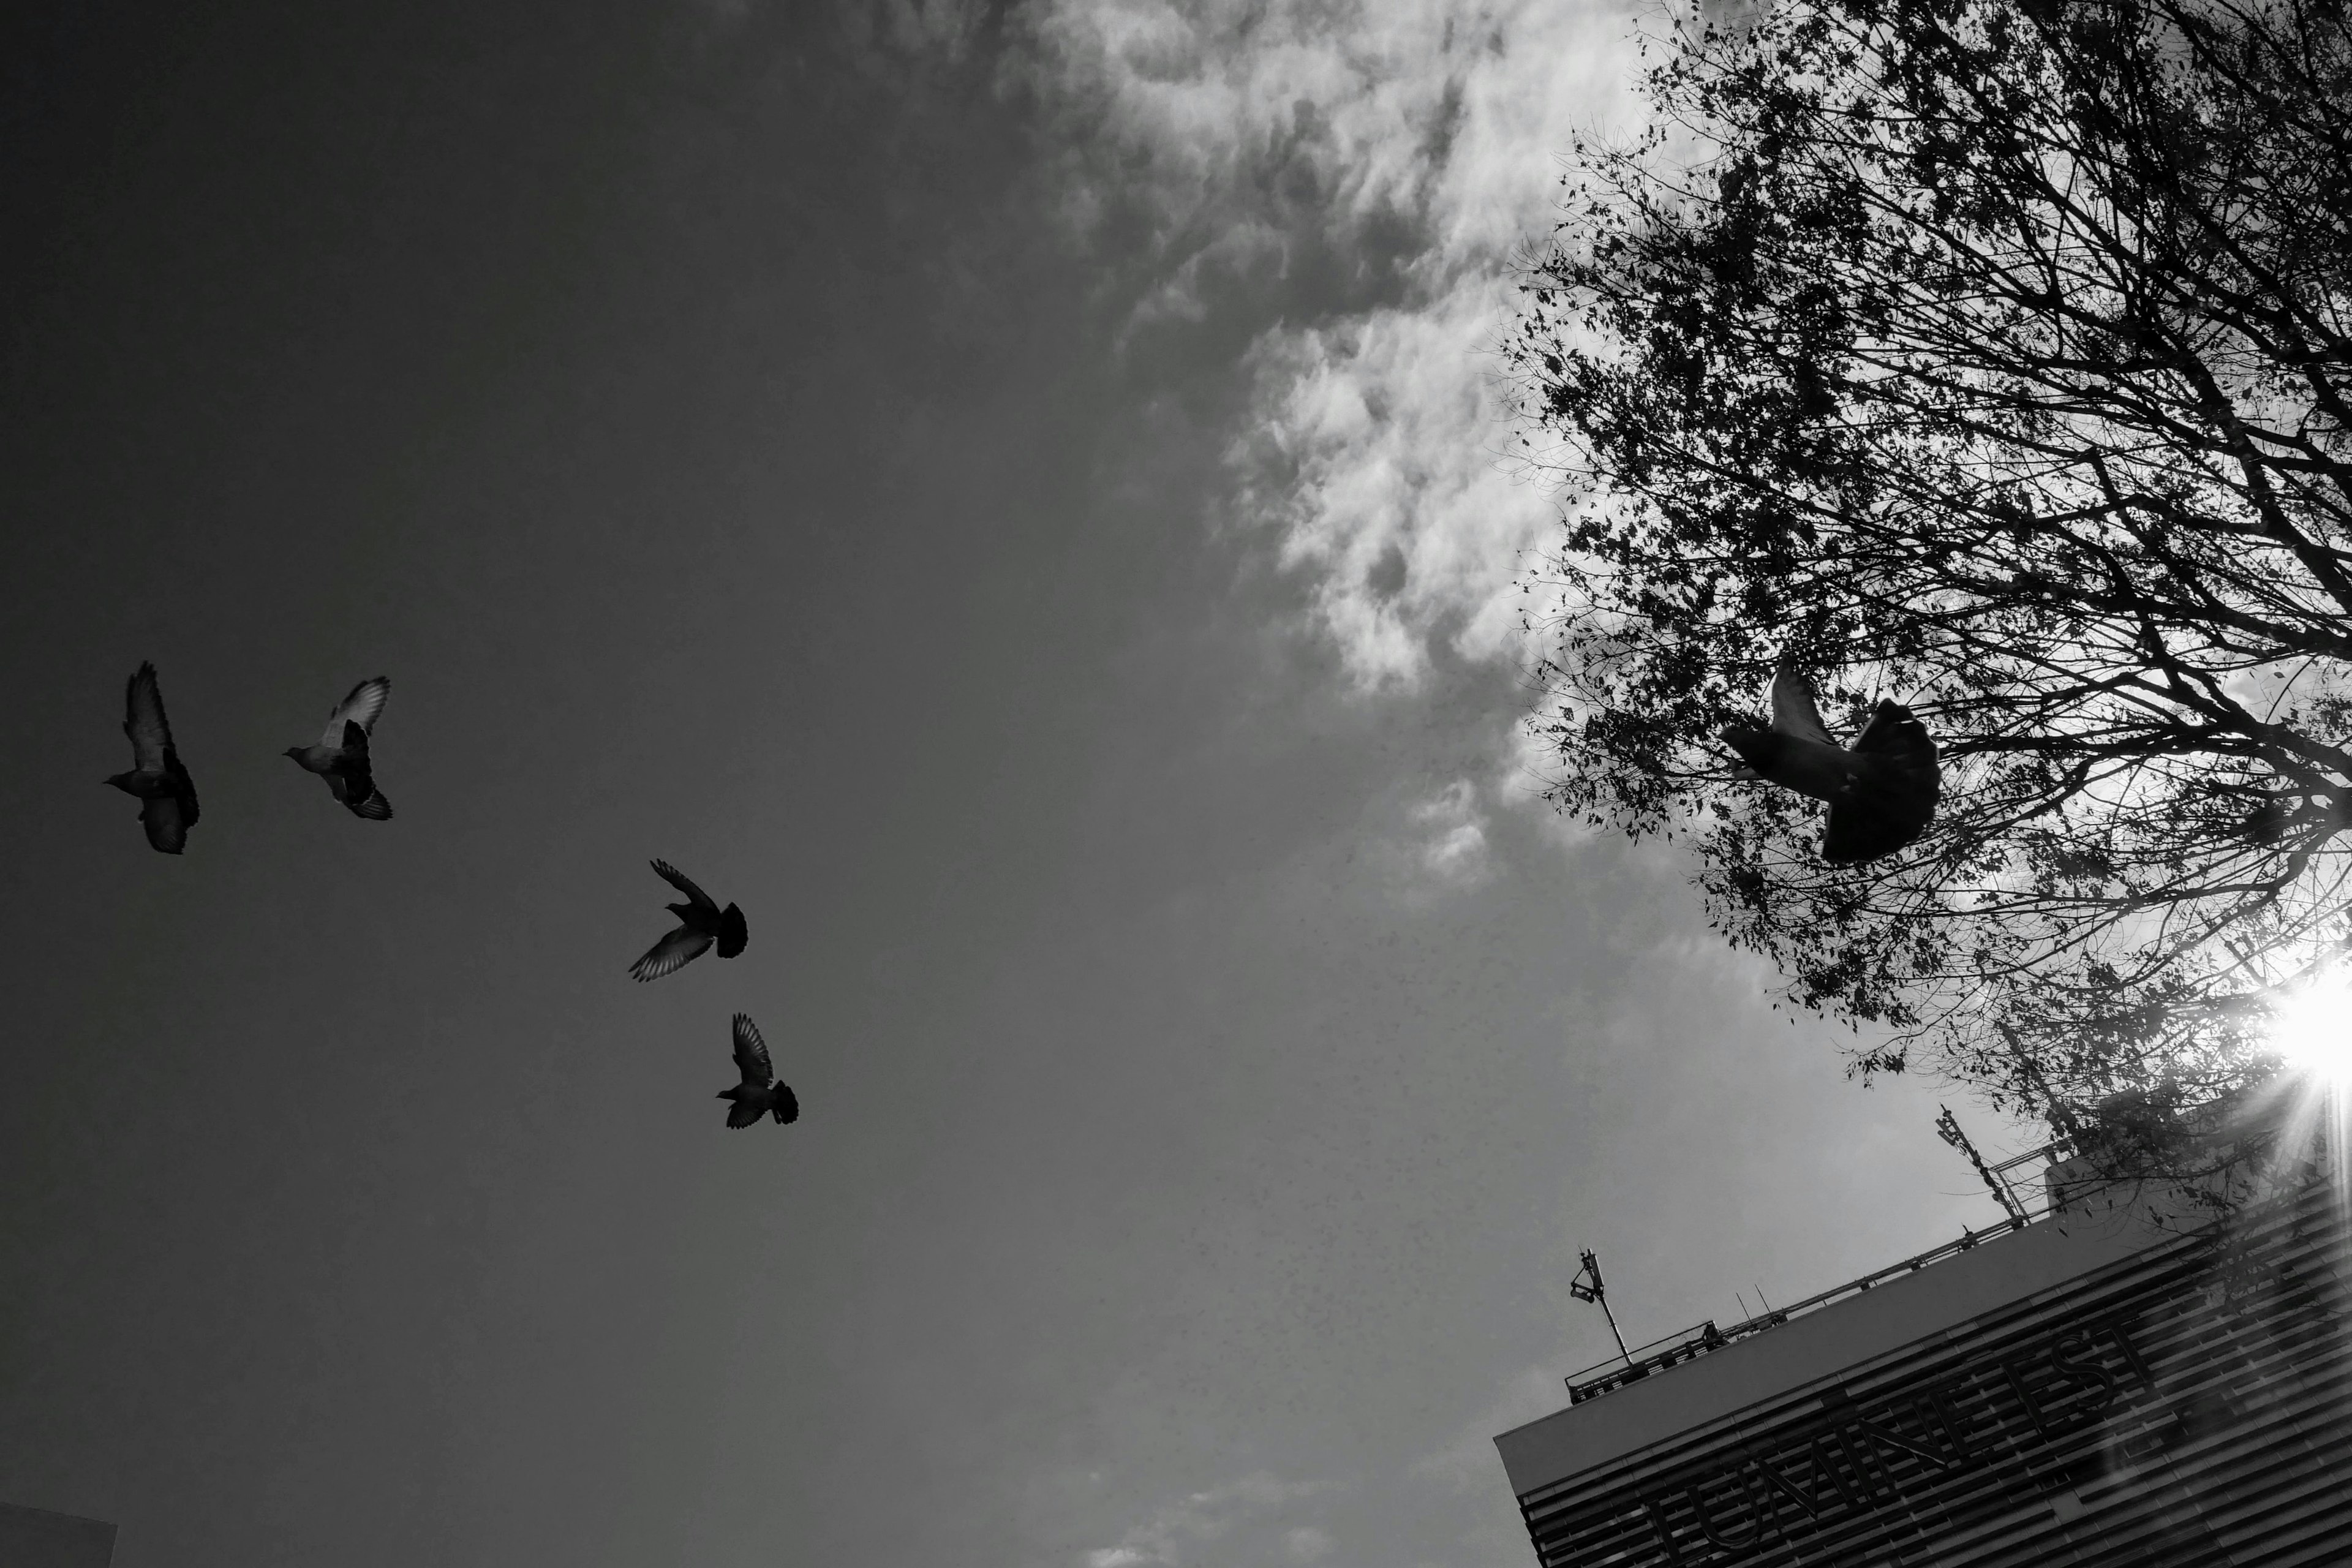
[1510,0,2352,1146]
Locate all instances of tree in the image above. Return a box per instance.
[1508,0,2352,1153]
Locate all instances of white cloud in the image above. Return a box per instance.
[1365,777,1496,900]
[701,0,995,53]
[1283,1525,1335,1561]
[1021,0,1651,688]
[842,0,998,58]
[1233,288,1566,687]
[1409,777,1493,886]
[1080,1473,1329,1568]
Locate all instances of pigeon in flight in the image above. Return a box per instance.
[718,1012,799,1129]
[106,662,200,854]
[628,859,748,981]
[284,676,393,820]
[1721,668,1940,864]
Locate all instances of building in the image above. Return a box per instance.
[1494,1150,2352,1566]
[0,1502,116,1568]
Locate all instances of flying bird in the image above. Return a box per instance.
[628,859,748,981]
[284,676,393,820]
[1720,668,1940,865]
[718,1012,799,1129]
[106,662,200,854]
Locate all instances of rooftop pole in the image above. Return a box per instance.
[1569,1249,1631,1365]
[1937,1105,2032,1227]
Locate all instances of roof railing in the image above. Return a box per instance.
[1564,1140,2073,1406]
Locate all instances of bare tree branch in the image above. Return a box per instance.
[1511,0,2352,1150]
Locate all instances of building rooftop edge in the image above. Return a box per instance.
[1493,1193,2189,1495]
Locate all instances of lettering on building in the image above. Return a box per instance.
[1639,1318,2158,1564]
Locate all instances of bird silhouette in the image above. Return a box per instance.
[718,1012,798,1129]
[284,677,393,820]
[1721,668,1939,864]
[628,859,748,981]
[105,662,200,854]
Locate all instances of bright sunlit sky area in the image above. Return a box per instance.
[3,4,2027,1564]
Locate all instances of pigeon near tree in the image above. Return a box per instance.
[284,677,393,820]
[628,859,748,981]
[1720,668,1940,865]
[106,662,200,854]
[718,1012,799,1129]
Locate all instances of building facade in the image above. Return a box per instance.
[1495,1170,2352,1567]
[0,1502,116,1568]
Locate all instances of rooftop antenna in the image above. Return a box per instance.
[1937,1105,2031,1227]
[1569,1249,1632,1365]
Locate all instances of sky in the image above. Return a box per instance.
[1,3,2019,1565]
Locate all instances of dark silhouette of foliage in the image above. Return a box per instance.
[1510,0,2352,1147]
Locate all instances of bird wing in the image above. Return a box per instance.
[124,663,173,771]
[1768,668,1837,746]
[1821,701,1940,865]
[1849,699,1937,772]
[1821,798,1931,865]
[650,859,718,914]
[167,755,200,827]
[326,726,384,816]
[140,794,190,854]
[732,1013,773,1085]
[771,1084,800,1125]
[344,788,394,821]
[725,1099,766,1129]
[320,677,391,745]
[629,925,712,982]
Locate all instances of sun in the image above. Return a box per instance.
[2270,972,2352,1083]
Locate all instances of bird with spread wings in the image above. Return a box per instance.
[1719,669,1940,865]
[105,662,201,854]
[628,859,748,981]
[284,676,394,820]
[717,1013,798,1129]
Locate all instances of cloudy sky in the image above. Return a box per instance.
[2,4,2014,1564]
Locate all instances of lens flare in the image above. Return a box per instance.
[2271,972,2352,1082]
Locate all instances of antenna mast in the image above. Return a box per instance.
[1569,1249,1631,1365]
[1936,1105,2030,1227]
